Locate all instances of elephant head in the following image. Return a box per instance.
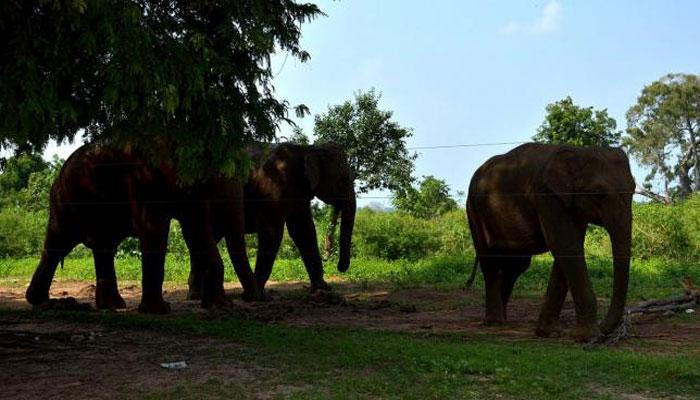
[543,147,636,334]
[303,143,357,272]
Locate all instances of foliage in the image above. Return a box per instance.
[393,175,459,218]
[0,208,47,258]
[0,153,62,210]
[624,74,700,197]
[286,125,310,144]
[0,153,47,193]
[533,96,621,146]
[352,209,470,261]
[3,191,700,268]
[313,88,417,193]
[0,1,322,183]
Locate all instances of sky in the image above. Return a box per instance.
[43,0,700,207]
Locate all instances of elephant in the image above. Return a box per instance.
[187,142,356,299]
[25,143,264,313]
[466,143,635,341]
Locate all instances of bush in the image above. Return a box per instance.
[0,207,47,257]
[630,196,700,260]
[351,208,470,260]
[2,194,699,265]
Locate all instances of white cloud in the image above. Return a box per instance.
[502,1,562,34]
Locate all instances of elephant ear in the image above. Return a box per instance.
[543,149,581,208]
[304,152,321,191]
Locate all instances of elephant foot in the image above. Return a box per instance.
[138,299,171,314]
[201,288,232,310]
[95,279,127,310]
[573,324,602,343]
[599,318,622,336]
[535,320,563,338]
[482,316,505,326]
[310,280,332,292]
[187,287,202,301]
[242,288,272,302]
[25,284,50,306]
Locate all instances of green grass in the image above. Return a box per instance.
[1,308,698,399]
[2,253,698,300]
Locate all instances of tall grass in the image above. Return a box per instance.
[1,195,699,298]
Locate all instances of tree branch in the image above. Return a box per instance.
[634,186,673,204]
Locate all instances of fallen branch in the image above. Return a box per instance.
[589,281,698,347]
[627,300,697,315]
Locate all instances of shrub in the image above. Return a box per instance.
[0,207,47,257]
[350,208,470,261]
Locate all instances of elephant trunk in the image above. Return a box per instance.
[599,211,632,335]
[336,196,356,272]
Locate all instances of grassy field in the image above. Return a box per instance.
[2,253,699,399]
[2,252,698,299]
[1,307,699,399]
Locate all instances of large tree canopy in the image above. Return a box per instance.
[313,89,416,194]
[624,74,700,197]
[533,96,621,147]
[0,0,321,182]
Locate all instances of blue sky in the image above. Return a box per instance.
[45,0,699,206]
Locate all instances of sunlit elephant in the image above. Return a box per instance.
[187,142,356,299]
[466,143,635,341]
[25,143,264,313]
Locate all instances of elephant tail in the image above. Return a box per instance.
[465,256,479,290]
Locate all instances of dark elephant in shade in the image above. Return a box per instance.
[187,142,356,299]
[25,143,264,313]
[466,143,635,341]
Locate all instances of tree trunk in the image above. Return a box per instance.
[677,162,693,197]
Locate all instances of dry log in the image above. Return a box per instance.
[635,294,696,309]
[627,300,696,315]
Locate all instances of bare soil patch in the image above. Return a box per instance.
[1,280,699,399]
[1,279,699,354]
[0,315,269,400]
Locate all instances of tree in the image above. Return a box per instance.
[313,88,417,256]
[23,156,64,212]
[624,74,700,198]
[313,88,416,193]
[533,96,621,147]
[287,126,310,145]
[393,176,458,218]
[0,1,321,183]
[0,153,48,194]
[0,153,62,211]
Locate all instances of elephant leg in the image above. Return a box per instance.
[500,256,531,320]
[254,222,284,291]
[481,258,505,325]
[26,225,78,306]
[539,213,599,341]
[558,255,600,341]
[535,260,568,337]
[286,206,330,291]
[136,216,171,314]
[186,258,205,301]
[221,212,265,302]
[179,208,225,304]
[93,247,126,310]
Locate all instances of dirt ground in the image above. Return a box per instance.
[1,280,699,399]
